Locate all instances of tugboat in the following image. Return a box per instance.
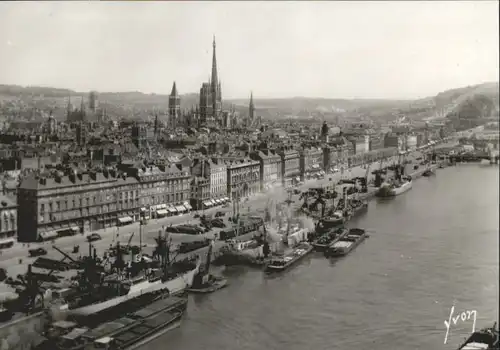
[458,322,499,349]
[312,227,349,251]
[324,228,368,257]
[187,240,228,293]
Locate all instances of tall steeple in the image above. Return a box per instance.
[170,81,178,96]
[210,35,221,122]
[169,81,181,129]
[249,91,255,121]
[67,93,72,117]
[211,35,218,87]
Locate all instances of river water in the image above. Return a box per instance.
[149,164,499,350]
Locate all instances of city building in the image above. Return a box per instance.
[190,176,211,211]
[250,149,282,191]
[76,123,88,146]
[191,158,228,206]
[225,158,260,200]
[123,163,192,219]
[0,194,16,245]
[199,37,222,126]
[384,133,403,151]
[17,169,139,242]
[406,134,418,151]
[300,147,324,180]
[277,147,300,187]
[168,82,181,129]
[66,95,86,123]
[369,134,385,151]
[131,124,148,149]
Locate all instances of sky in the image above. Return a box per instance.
[0,1,498,100]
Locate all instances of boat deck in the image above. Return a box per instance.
[131,297,185,319]
[110,311,180,349]
[81,296,185,344]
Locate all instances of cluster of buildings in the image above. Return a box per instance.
[0,38,452,245]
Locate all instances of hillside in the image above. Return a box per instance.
[0,82,497,123]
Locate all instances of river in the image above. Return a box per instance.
[148,164,498,350]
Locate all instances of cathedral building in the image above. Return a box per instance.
[199,36,222,127]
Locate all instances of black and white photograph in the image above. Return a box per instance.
[0,1,498,349]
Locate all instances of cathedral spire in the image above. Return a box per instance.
[170,81,178,96]
[211,35,218,88]
[249,91,255,121]
[67,93,72,114]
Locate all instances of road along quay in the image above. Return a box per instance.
[0,151,435,280]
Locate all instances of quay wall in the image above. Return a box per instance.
[0,312,47,350]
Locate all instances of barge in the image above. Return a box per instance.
[265,242,313,273]
[312,227,349,251]
[324,228,368,257]
[44,296,187,350]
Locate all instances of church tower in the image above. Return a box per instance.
[169,81,181,129]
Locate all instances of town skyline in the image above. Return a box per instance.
[1,1,498,100]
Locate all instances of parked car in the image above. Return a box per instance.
[29,248,47,257]
[86,233,101,242]
[215,211,225,218]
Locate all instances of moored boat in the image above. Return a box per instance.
[422,167,435,177]
[348,199,368,218]
[312,227,348,251]
[376,176,413,197]
[317,212,345,231]
[187,240,228,294]
[324,228,368,257]
[56,234,201,318]
[265,242,313,272]
[37,296,187,350]
[458,322,499,349]
[66,258,200,317]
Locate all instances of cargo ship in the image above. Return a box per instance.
[312,227,349,251]
[458,322,499,349]
[324,228,368,257]
[265,242,313,273]
[63,236,200,318]
[39,296,187,350]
